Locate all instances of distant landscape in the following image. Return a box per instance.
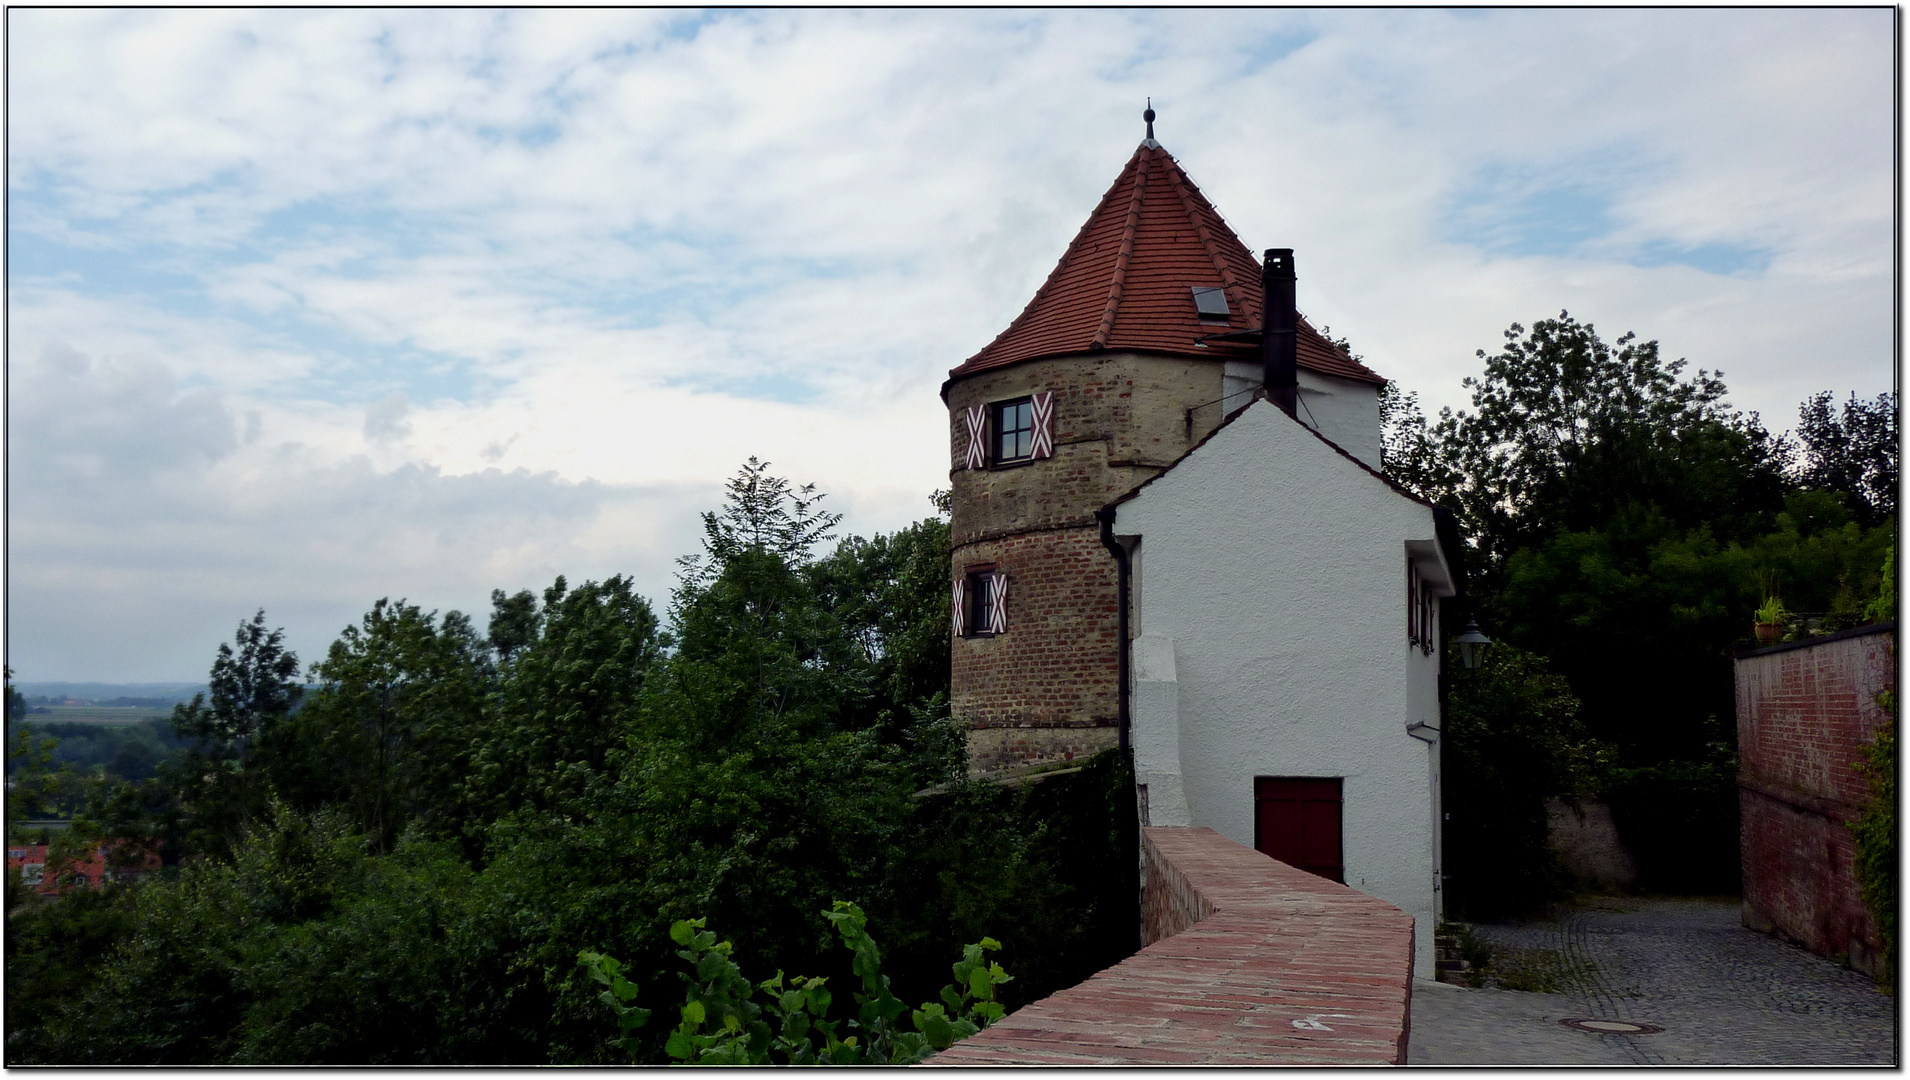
[13,684,207,711]
[6,686,207,793]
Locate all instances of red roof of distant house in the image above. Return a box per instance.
[8,840,160,895]
[946,140,1384,390]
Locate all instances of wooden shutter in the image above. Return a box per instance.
[964,405,987,470]
[987,572,1008,634]
[951,577,967,637]
[1030,392,1055,459]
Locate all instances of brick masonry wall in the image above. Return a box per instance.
[1735,625,1894,975]
[952,526,1122,774]
[946,352,1228,545]
[946,353,1231,775]
[929,827,1416,1066]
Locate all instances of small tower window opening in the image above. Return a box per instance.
[962,569,1007,636]
[995,398,1034,462]
[1191,286,1231,320]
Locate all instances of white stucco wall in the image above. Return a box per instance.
[1222,362,1382,471]
[1117,397,1450,978]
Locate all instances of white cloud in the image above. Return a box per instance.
[6,8,1892,680]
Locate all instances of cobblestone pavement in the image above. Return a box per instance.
[1408,897,1896,1066]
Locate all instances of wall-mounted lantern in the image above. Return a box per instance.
[1454,618,1492,670]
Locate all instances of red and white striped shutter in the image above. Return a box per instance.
[952,577,967,638]
[1030,392,1055,459]
[964,405,987,470]
[987,573,1009,634]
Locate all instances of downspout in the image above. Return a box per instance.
[1096,505,1131,754]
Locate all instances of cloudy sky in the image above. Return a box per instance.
[7,8,1895,682]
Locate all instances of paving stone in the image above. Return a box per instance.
[1408,897,1896,1066]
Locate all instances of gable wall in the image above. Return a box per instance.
[1115,400,1445,975]
[1223,362,1382,470]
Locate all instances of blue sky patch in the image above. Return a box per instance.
[1442,158,1769,277]
[1628,239,1772,277]
[1443,164,1618,259]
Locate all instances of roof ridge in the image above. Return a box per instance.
[1160,155,1255,319]
[1092,145,1153,349]
[971,145,1144,364]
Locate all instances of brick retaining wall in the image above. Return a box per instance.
[1735,623,1894,977]
[928,827,1416,1066]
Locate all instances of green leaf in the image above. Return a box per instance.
[683,999,706,1026]
[664,1030,694,1060]
[669,919,700,946]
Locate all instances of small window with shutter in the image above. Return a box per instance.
[984,392,1055,467]
[959,568,1007,637]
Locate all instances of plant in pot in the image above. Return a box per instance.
[1754,595,1788,646]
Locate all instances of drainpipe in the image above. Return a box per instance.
[1096,505,1131,754]
[1262,248,1297,417]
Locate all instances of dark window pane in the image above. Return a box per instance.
[996,399,1034,461]
[1191,286,1230,318]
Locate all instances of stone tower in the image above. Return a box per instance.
[943,118,1386,776]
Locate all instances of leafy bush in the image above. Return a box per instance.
[582,901,1010,1065]
[1851,689,1896,988]
[1443,644,1605,919]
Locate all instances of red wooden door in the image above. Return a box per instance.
[1254,777,1344,883]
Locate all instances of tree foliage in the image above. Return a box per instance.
[1795,390,1898,527]
[8,464,1132,1065]
[1442,644,1603,919]
[1380,311,1894,908]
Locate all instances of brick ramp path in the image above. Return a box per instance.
[1409,897,1895,1066]
[929,827,1415,1065]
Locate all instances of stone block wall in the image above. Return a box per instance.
[1545,797,1638,891]
[946,352,1232,776]
[953,526,1121,774]
[929,827,1416,1066]
[1735,623,1894,977]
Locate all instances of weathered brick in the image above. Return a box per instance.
[1736,626,1894,977]
[927,827,1414,1066]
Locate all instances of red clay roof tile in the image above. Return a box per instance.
[948,142,1384,389]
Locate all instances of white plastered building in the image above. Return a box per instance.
[1102,393,1460,979]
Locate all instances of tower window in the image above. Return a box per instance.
[1191,286,1230,319]
[995,398,1034,463]
[960,569,1008,636]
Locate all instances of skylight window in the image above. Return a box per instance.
[1191,286,1231,319]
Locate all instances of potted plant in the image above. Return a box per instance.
[1754,595,1788,646]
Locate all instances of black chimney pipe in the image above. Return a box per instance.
[1261,248,1297,417]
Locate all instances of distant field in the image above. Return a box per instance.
[21,706,172,725]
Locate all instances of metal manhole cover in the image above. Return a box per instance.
[1560,1018,1663,1035]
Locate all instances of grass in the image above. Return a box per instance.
[1487,945,1597,995]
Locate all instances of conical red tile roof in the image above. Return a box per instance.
[948,141,1383,389]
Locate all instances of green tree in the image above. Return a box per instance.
[1795,390,1897,527]
[465,574,660,832]
[284,600,489,852]
[1407,312,1789,574]
[1442,644,1604,918]
[163,612,304,860]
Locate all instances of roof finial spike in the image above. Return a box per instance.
[1143,98,1156,143]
